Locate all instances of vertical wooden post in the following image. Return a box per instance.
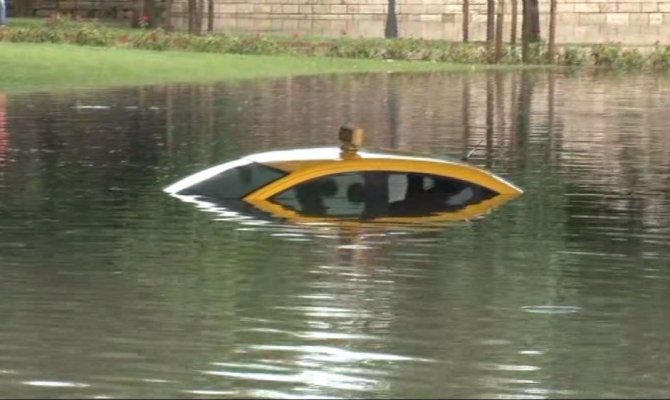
[462,0,469,42]
[495,0,505,62]
[548,0,557,63]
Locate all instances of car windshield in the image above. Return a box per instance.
[178,162,287,199]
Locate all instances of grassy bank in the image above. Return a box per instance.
[0,42,505,92]
[3,16,670,72]
[4,15,668,93]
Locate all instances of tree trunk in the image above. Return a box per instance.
[462,0,469,42]
[521,0,540,63]
[547,71,555,162]
[188,0,197,34]
[495,0,505,62]
[207,0,214,33]
[486,0,495,61]
[387,75,399,149]
[196,0,204,34]
[548,0,557,63]
[515,71,533,162]
[509,0,519,46]
[164,0,174,31]
[385,0,398,38]
[485,75,494,169]
[461,77,471,160]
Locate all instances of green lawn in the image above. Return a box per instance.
[0,42,497,93]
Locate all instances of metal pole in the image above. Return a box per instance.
[0,0,7,26]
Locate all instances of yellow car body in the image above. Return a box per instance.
[165,145,523,225]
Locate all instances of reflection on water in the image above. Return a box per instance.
[0,71,670,398]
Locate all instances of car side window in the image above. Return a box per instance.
[179,162,287,199]
[271,173,366,217]
[271,171,498,219]
[387,173,497,216]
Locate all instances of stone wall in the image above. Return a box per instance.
[168,0,670,45]
[23,0,138,19]
[21,0,670,45]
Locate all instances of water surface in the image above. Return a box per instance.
[1,71,669,398]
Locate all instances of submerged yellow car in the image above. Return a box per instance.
[164,127,523,224]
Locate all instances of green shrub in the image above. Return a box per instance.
[561,46,588,67]
[71,24,114,46]
[326,38,386,59]
[4,27,64,43]
[129,28,171,51]
[383,38,428,60]
[619,48,646,70]
[188,34,225,53]
[5,21,670,72]
[592,44,621,68]
[500,45,523,64]
[217,33,285,55]
[434,42,485,63]
[649,46,670,71]
[526,41,548,64]
[44,12,72,28]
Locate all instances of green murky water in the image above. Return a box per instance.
[1,71,669,398]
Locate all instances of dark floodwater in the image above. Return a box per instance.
[1,71,670,399]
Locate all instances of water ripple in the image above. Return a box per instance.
[521,305,582,314]
[22,380,90,388]
[243,344,432,363]
[203,369,377,391]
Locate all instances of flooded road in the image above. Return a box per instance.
[0,71,669,398]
